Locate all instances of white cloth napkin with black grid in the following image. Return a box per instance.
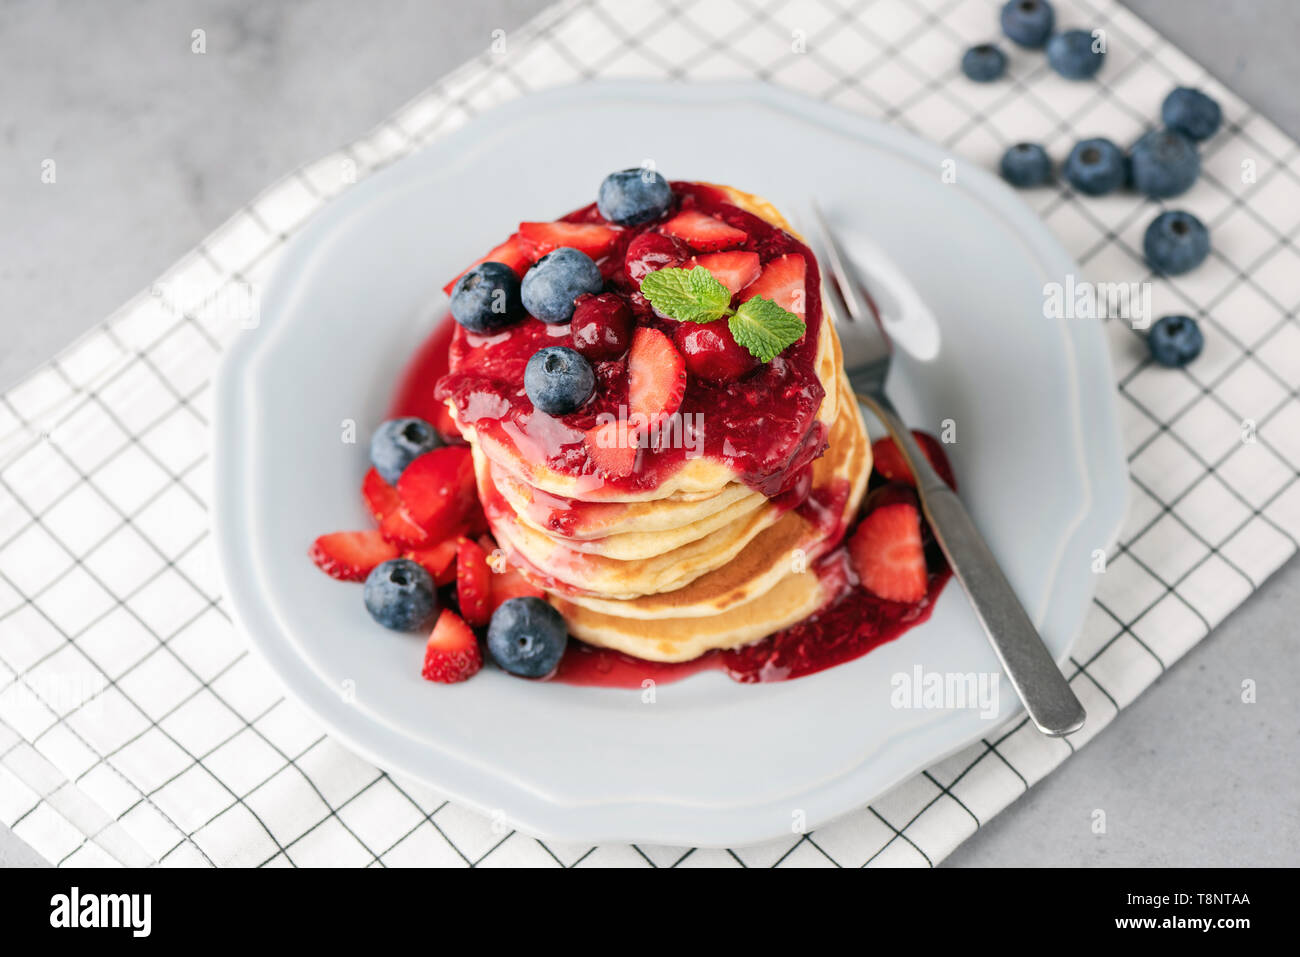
[2,0,1298,867]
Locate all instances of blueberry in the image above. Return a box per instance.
[961,44,1007,82]
[1162,87,1222,141]
[1143,210,1210,275]
[1064,137,1126,195]
[370,417,441,484]
[486,596,568,678]
[1130,128,1200,198]
[597,168,673,226]
[525,346,595,415]
[1147,315,1204,368]
[1046,29,1105,79]
[450,261,524,333]
[521,247,604,323]
[1000,142,1052,187]
[1000,0,1054,48]
[364,559,438,631]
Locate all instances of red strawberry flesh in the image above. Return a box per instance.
[422,609,483,683]
[661,210,748,252]
[309,530,399,582]
[848,501,928,603]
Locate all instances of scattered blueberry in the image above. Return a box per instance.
[521,247,604,323]
[1129,128,1200,198]
[364,559,438,631]
[597,168,673,226]
[1000,142,1052,187]
[1147,315,1204,368]
[1143,210,1210,275]
[486,596,568,678]
[1000,0,1054,48]
[961,44,1007,82]
[1046,29,1105,79]
[450,261,524,334]
[1162,87,1222,141]
[525,346,595,415]
[1063,138,1126,195]
[370,417,441,485]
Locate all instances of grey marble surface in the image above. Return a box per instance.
[1,0,1297,868]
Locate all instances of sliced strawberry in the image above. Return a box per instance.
[404,538,459,585]
[519,221,619,260]
[362,467,399,523]
[584,421,639,477]
[421,609,483,683]
[848,500,928,603]
[692,250,761,295]
[431,398,461,445]
[456,537,492,627]
[742,253,807,317]
[661,210,747,252]
[871,431,957,490]
[442,234,529,297]
[395,446,477,537]
[309,530,398,582]
[627,327,686,430]
[380,506,435,548]
[488,564,545,615]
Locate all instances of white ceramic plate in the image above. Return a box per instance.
[212,82,1127,847]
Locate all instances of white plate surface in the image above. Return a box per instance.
[213,82,1127,847]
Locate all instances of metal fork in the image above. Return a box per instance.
[810,202,1085,737]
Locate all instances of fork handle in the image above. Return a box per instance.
[858,392,1086,737]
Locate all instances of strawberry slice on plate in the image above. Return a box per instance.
[848,495,928,603]
[395,445,476,538]
[627,326,686,430]
[309,530,398,582]
[404,538,459,585]
[456,537,492,626]
[421,609,483,683]
[661,210,747,252]
[362,467,399,523]
[442,234,529,297]
[871,431,957,490]
[692,250,761,294]
[519,221,619,260]
[742,253,807,317]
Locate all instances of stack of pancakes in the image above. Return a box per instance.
[452,188,871,662]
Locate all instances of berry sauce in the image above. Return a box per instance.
[433,182,827,499]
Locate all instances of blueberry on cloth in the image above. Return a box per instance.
[1000,142,1052,187]
[1143,210,1210,275]
[1129,128,1200,198]
[961,44,1007,82]
[1162,87,1222,141]
[1000,0,1054,48]
[1064,137,1126,195]
[1147,314,1203,368]
[1046,29,1105,79]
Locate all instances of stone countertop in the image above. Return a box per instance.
[1,0,1296,868]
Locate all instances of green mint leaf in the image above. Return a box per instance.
[729,296,806,362]
[640,266,732,324]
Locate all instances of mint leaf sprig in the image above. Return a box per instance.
[640,266,805,363]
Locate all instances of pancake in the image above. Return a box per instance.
[439,180,871,662]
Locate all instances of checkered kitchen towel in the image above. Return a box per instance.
[2,0,1298,867]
